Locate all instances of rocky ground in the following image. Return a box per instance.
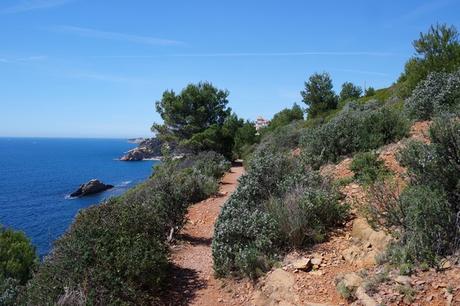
[165,121,460,306]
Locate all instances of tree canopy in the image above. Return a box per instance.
[301,72,338,118]
[152,82,235,156]
[398,24,460,97]
[365,86,376,97]
[339,82,362,101]
[265,103,303,132]
[0,226,37,284]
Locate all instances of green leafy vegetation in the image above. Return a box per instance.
[301,72,338,119]
[397,23,460,97]
[340,82,362,101]
[25,152,229,305]
[350,151,390,185]
[262,103,304,133]
[364,86,376,97]
[368,116,460,267]
[152,82,256,159]
[0,227,38,305]
[301,103,409,168]
[404,69,460,120]
[11,22,460,302]
[212,151,348,278]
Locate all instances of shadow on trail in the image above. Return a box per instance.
[180,233,212,246]
[162,264,207,305]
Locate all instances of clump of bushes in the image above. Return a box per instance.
[301,104,409,168]
[0,227,37,305]
[367,116,460,266]
[254,120,306,156]
[266,172,347,247]
[404,69,460,120]
[350,151,390,185]
[26,151,229,305]
[212,151,348,278]
[26,198,170,305]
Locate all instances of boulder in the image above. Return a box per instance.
[292,258,311,271]
[70,179,114,197]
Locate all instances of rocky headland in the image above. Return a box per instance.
[120,138,163,161]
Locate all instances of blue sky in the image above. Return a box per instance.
[1,0,459,138]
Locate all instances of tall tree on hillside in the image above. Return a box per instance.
[398,24,460,97]
[365,86,376,97]
[152,82,232,148]
[301,72,338,118]
[339,82,362,101]
[152,82,255,159]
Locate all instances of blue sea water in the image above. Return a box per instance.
[0,138,158,258]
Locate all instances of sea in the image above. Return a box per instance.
[0,138,158,258]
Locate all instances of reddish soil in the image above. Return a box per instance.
[165,165,249,306]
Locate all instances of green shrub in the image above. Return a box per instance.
[266,172,347,247]
[367,115,460,267]
[404,69,460,120]
[213,151,348,278]
[254,120,306,156]
[350,152,390,185]
[399,116,460,203]
[368,184,458,266]
[212,152,292,278]
[176,151,231,179]
[0,227,38,285]
[25,198,170,305]
[263,104,304,132]
[0,227,37,305]
[301,104,409,168]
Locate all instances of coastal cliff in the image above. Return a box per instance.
[120,138,163,161]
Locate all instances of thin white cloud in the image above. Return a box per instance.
[1,0,73,14]
[94,51,397,59]
[71,72,155,85]
[0,55,47,64]
[52,26,185,46]
[331,68,390,77]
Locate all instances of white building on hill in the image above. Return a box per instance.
[255,116,270,131]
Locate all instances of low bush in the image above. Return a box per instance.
[368,184,458,265]
[266,174,347,247]
[212,152,292,278]
[25,198,170,305]
[212,151,348,278]
[350,152,390,185]
[26,151,230,305]
[404,69,460,120]
[368,116,460,266]
[0,227,37,305]
[399,115,460,203]
[0,227,38,285]
[301,104,409,168]
[254,120,306,156]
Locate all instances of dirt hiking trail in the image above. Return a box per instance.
[166,165,247,306]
